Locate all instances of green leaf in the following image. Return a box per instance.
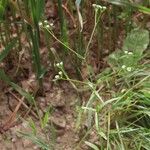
[106,0,129,6]
[29,118,37,135]
[106,0,150,14]
[36,0,44,22]
[0,0,8,19]
[42,110,50,129]
[0,5,5,19]
[0,38,17,62]
[11,82,34,104]
[108,29,149,70]
[123,29,149,56]
[140,89,150,99]
[137,5,150,14]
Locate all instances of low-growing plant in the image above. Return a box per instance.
[75,27,150,150]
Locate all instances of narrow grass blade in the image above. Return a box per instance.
[36,0,45,22]
[85,141,99,150]
[19,132,50,150]
[0,69,34,104]
[115,121,125,150]
[106,0,150,14]
[0,38,17,62]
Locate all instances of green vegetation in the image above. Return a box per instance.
[0,0,149,149]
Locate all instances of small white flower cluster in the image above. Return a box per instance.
[121,65,132,72]
[38,20,54,29]
[121,65,126,69]
[44,20,50,29]
[56,62,63,68]
[92,4,106,11]
[54,62,64,80]
[124,51,133,55]
[121,51,134,72]
[54,71,63,80]
[127,67,132,72]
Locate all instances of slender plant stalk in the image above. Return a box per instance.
[97,14,104,62]
[43,28,55,69]
[44,28,84,59]
[112,5,118,51]
[108,7,112,54]
[57,0,68,54]
[125,7,133,34]
[96,0,104,62]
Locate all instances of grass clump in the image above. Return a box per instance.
[76,28,150,150]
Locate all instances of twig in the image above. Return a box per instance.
[8,90,38,119]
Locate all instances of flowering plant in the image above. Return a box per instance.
[108,28,149,74]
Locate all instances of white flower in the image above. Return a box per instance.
[59,62,63,66]
[127,67,132,72]
[92,4,98,8]
[55,75,60,79]
[38,22,42,26]
[56,62,63,67]
[128,52,133,55]
[102,6,106,10]
[45,25,50,29]
[44,20,48,24]
[58,71,62,75]
[13,33,17,38]
[50,23,54,27]
[124,51,128,54]
[56,63,60,67]
[92,4,106,10]
[122,65,126,69]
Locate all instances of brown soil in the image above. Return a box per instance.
[0,81,83,150]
